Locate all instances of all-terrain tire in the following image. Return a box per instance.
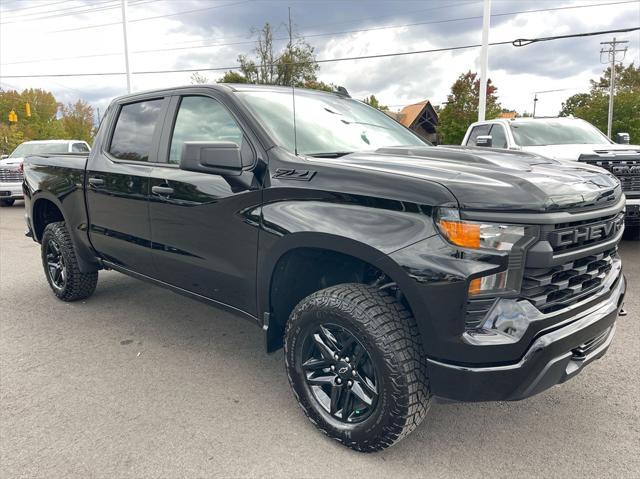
[284,283,431,452]
[41,222,98,301]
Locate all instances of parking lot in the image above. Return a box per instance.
[0,202,638,478]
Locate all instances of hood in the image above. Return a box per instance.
[0,156,24,167]
[325,146,621,212]
[522,143,640,161]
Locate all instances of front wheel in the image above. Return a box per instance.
[284,283,431,452]
[0,199,15,207]
[41,222,98,301]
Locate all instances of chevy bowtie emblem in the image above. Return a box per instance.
[338,366,349,374]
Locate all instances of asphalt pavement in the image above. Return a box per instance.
[1,202,639,478]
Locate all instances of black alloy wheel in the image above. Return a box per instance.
[285,283,431,452]
[301,323,378,423]
[45,238,66,291]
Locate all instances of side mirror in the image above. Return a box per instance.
[475,135,492,147]
[0,154,8,160]
[615,132,630,144]
[179,141,244,176]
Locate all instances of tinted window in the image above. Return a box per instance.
[466,124,491,145]
[72,142,90,153]
[109,99,163,161]
[489,125,507,148]
[169,96,243,164]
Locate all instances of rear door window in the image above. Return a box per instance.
[466,124,491,145]
[109,99,164,162]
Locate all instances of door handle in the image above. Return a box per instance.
[152,185,174,195]
[88,177,104,186]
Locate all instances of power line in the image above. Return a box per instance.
[0,0,73,15]
[1,1,120,24]
[3,27,638,80]
[46,0,252,33]
[3,0,637,66]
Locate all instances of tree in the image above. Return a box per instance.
[214,22,330,90]
[190,72,210,84]
[61,100,94,143]
[560,63,640,141]
[363,95,388,111]
[436,71,501,144]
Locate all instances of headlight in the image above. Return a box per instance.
[436,208,525,252]
[436,208,528,296]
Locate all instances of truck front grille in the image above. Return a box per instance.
[521,249,616,314]
[0,168,23,182]
[538,212,624,253]
[579,154,640,195]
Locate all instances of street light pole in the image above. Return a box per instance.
[478,0,491,121]
[121,0,132,93]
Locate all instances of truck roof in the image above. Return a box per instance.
[112,83,349,103]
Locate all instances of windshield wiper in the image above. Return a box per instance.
[307,152,353,158]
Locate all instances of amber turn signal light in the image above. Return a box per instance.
[437,219,481,249]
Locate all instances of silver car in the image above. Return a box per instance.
[0,140,91,206]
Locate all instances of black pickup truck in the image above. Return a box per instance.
[23,84,627,452]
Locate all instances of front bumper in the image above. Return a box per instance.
[0,181,24,199]
[427,273,626,402]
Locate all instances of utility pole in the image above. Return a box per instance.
[478,0,491,121]
[532,93,538,117]
[121,0,132,93]
[600,37,628,138]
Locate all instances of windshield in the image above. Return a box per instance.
[510,120,611,146]
[237,90,426,156]
[10,142,69,157]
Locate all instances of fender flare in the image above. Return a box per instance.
[256,231,425,322]
[31,191,99,273]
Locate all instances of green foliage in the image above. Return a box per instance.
[0,88,94,155]
[211,22,332,91]
[61,100,95,144]
[437,71,501,145]
[363,95,388,111]
[560,63,640,142]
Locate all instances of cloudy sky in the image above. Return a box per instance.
[1,0,639,119]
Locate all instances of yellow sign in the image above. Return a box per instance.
[8,110,17,122]
[25,103,31,117]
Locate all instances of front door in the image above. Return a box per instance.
[86,97,167,275]
[148,94,262,315]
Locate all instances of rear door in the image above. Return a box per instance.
[147,93,262,315]
[86,96,169,275]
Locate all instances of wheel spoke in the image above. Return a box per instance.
[307,374,335,386]
[313,332,338,360]
[329,385,342,415]
[302,358,331,372]
[340,389,353,420]
[338,335,357,357]
[351,375,377,405]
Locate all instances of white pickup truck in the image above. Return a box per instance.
[461,117,640,238]
[0,139,91,206]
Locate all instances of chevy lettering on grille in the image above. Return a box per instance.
[549,216,624,247]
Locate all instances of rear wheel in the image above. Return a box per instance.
[284,283,431,452]
[0,199,15,207]
[41,222,98,301]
